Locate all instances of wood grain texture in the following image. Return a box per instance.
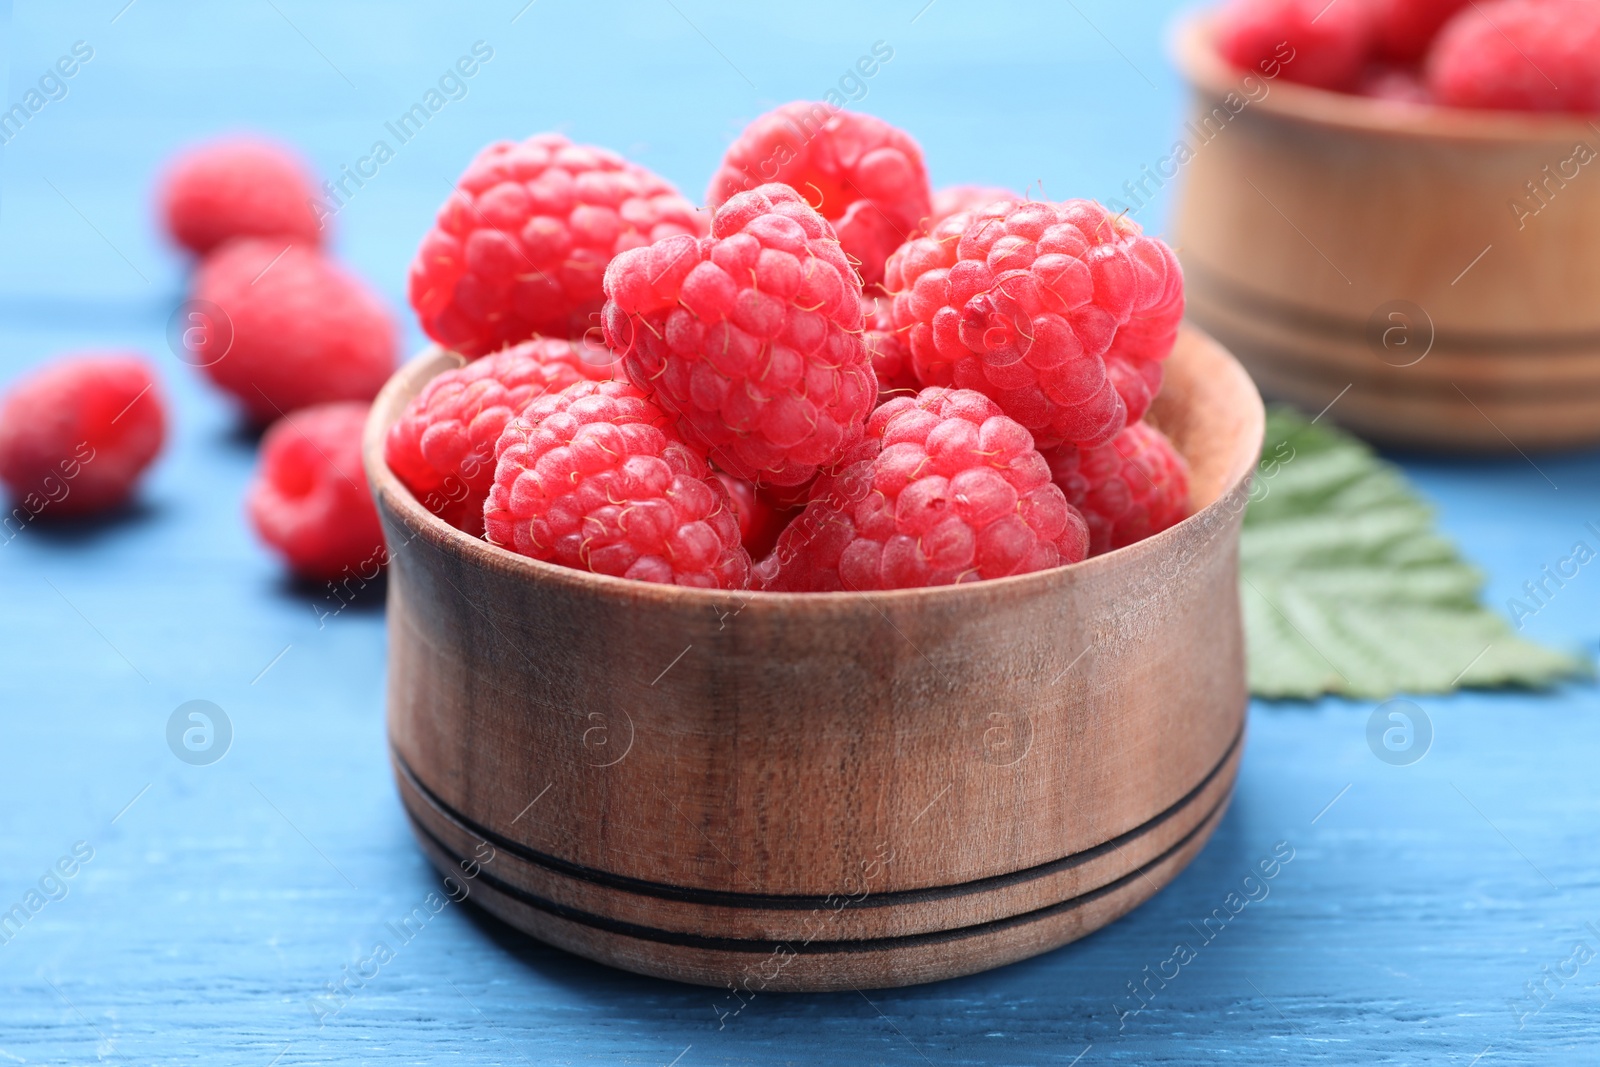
[362,328,1266,990]
[1171,17,1600,451]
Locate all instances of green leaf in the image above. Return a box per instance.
[1241,408,1590,700]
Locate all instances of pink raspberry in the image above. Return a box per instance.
[929,185,1021,228]
[1427,1,1600,112]
[1045,421,1190,556]
[0,355,165,518]
[706,103,932,290]
[864,297,917,403]
[714,471,789,560]
[1371,0,1469,62]
[484,380,750,588]
[247,402,384,581]
[160,136,323,256]
[884,198,1183,449]
[385,338,616,536]
[409,133,706,358]
[755,387,1088,591]
[601,183,877,488]
[1215,0,1375,90]
[190,239,397,424]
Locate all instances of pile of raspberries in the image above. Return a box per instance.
[388,109,1192,591]
[1214,0,1600,111]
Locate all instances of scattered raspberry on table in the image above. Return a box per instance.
[409,133,706,358]
[190,238,397,424]
[0,354,165,518]
[1427,0,1600,113]
[707,103,932,290]
[159,136,324,256]
[247,401,385,581]
[485,380,750,588]
[884,198,1183,450]
[602,183,877,488]
[1214,0,1374,90]
[1046,420,1190,556]
[755,387,1088,591]
[385,338,617,536]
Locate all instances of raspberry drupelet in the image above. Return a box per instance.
[928,185,1021,228]
[190,239,397,423]
[484,380,750,588]
[1045,420,1191,556]
[1427,1,1600,113]
[714,471,789,560]
[706,103,932,290]
[0,354,166,517]
[1214,0,1374,91]
[385,338,616,535]
[755,387,1089,591]
[864,297,917,403]
[409,133,706,358]
[247,402,385,581]
[160,136,324,256]
[884,198,1183,450]
[601,183,877,488]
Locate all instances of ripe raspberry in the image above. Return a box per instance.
[884,198,1183,450]
[385,338,616,536]
[1427,1,1600,112]
[409,133,706,358]
[160,136,324,256]
[190,239,397,424]
[929,185,1020,228]
[864,297,917,402]
[1045,421,1190,556]
[1214,0,1374,90]
[755,387,1088,591]
[706,103,932,290]
[247,402,384,581]
[484,380,750,588]
[714,471,789,560]
[1371,0,1469,63]
[602,183,877,488]
[0,355,165,517]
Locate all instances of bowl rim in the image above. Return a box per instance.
[1171,13,1600,144]
[361,329,1265,610]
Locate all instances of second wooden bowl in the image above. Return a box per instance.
[1172,17,1600,451]
[363,327,1264,991]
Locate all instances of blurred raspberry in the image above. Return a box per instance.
[884,198,1182,449]
[0,354,165,517]
[1358,65,1435,103]
[160,136,324,255]
[385,338,616,535]
[409,133,705,358]
[1215,0,1375,90]
[602,183,876,488]
[1427,1,1600,112]
[1045,420,1190,556]
[714,471,789,560]
[755,387,1088,591]
[706,103,932,289]
[247,402,384,581]
[864,297,918,402]
[929,185,1020,227]
[190,239,397,424]
[484,380,750,588]
[1372,0,1468,63]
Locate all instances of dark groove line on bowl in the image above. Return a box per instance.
[393,721,1243,912]
[405,785,1233,956]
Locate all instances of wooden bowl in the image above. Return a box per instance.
[1171,17,1600,451]
[362,327,1264,991]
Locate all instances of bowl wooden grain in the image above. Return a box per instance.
[1172,17,1600,451]
[362,326,1264,991]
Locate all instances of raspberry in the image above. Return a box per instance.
[714,471,789,560]
[190,239,397,424]
[409,133,706,358]
[0,355,165,517]
[1214,0,1374,90]
[864,297,917,402]
[160,137,323,256]
[385,338,616,536]
[1427,1,1600,112]
[247,402,384,581]
[601,183,877,488]
[1358,65,1435,103]
[1045,421,1190,556]
[929,185,1020,228]
[484,380,750,588]
[884,198,1183,449]
[755,387,1088,591]
[706,103,932,290]
[1372,0,1469,62]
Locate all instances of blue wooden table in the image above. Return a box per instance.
[2,1,1596,1063]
